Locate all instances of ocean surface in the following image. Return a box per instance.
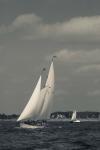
[0,120,100,150]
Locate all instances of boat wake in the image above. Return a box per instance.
[19,123,44,129]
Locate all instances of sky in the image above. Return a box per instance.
[1,0,100,114]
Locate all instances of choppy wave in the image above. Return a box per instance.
[0,120,100,149]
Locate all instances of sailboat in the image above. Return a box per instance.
[70,110,80,123]
[17,58,55,129]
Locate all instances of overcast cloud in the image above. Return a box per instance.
[1,14,100,43]
[0,0,100,114]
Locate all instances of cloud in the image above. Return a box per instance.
[0,14,41,35]
[54,49,80,62]
[0,14,100,42]
[12,14,41,28]
[88,90,100,96]
[54,49,100,64]
[77,64,100,73]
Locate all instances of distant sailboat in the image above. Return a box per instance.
[17,59,55,128]
[70,110,80,123]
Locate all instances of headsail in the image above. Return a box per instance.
[17,76,41,121]
[39,61,55,119]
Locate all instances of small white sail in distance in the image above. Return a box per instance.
[17,76,41,121]
[71,110,80,122]
[71,110,77,121]
[39,61,55,119]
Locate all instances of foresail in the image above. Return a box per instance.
[39,61,55,119]
[17,76,41,121]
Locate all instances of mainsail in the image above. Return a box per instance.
[36,87,47,119]
[17,76,41,121]
[39,61,55,119]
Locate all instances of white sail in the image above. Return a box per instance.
[36,87,47,120]
[39,61,55,119]
[71,110,76,121]
[17,60,55,122]
[17,76,41,121]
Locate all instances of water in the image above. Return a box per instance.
[0,120,100,150]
